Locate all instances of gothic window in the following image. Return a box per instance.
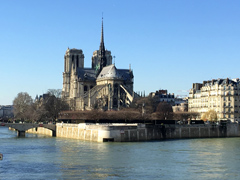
[76,55,79,67]
[84,86,88,93]
[114,84,118,95]
[72,55,74,62]
[113,98,118,107]
[108,84,112,92]
[64,57,66,71]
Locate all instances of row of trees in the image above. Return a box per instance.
[129,96,199,121]
[12,90,203,122]
[57,95,199,122]
[13,89,69,123]
[130,96,221,121]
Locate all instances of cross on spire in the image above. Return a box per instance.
[100,16,105,52]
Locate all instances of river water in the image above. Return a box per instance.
[0,126,240,180]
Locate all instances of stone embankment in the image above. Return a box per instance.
[26,123,240,142]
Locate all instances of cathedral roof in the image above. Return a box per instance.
[97,64,133,81]
[77,68,96,81]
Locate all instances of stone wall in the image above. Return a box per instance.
[56,123,111,142]
[26,123,240,142]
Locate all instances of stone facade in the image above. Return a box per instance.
[188,78,240,122]
[62,19,135,111]
[172,102,188,112]
[0,105,13,119]
[150,90,175,105]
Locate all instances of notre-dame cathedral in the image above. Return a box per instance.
[62,19,135,110]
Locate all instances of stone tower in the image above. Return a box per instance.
[62,48,84,99]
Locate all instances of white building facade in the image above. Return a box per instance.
[188,78,240,122]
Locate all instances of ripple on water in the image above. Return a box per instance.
[1,127,240,180]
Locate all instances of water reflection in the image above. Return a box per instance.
[1,127,240,180]
[187,138,240,179]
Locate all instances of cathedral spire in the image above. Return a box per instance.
[98,16,107,73]
[100,17,105,52]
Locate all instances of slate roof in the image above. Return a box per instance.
[203,78,240,87]
[97,64,133,81]
[77,68,96,81]
[76,64,133,82]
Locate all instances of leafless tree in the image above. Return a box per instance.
[173,112,199,121]
[42,89,69,122]
[155,102,173,120]
[13,92,33,122]
[29,103,47,123]
[130,96,158,114]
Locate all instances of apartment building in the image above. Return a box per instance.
[188,78,240,122]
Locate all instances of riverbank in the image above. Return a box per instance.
[2,126,240,179]
[26,122,240,142]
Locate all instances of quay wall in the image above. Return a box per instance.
[56,123,111,142]
[26,123,240,142]
[56,123,240,142]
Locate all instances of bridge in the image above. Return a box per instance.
[2,123,56,137]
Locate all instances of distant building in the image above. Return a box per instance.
[188,78,240,122]
[62,19,135,111]
[35,94,50,102]
[0,105,14,119]
[172,102,188,112]
[150,90,175,105]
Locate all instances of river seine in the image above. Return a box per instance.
[0,126,240,180]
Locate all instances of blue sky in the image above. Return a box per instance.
[1,0,240,105]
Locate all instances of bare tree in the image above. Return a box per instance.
[13,92,33,122]
[29,103,47,123]
[130,97,158,114]
[43,89,69,122]
[173,112,199,121]
[155,102,173,120]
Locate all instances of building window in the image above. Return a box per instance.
[113,98,118,107]
[76,55,79,67]
[114,84,118,95]
[84,86,88,93]
[72,55,74,62]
